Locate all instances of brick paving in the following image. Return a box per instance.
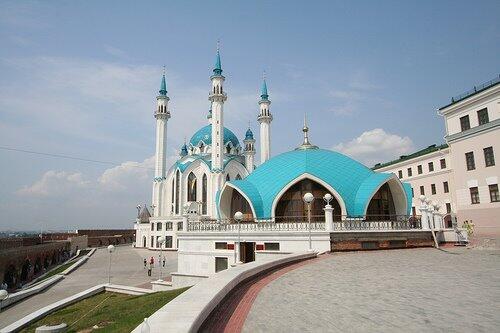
[200,256,324,332]
[243,248,500,333]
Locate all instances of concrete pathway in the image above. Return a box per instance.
[243,248,500,333]
[0,245,177,329]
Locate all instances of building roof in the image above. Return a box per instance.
[372,143,448,170]
[439,75,500,110]
[228,148,399,217]
[159,74,167,96]
[245,128,254,140]
[189,124,240,148]
[260,79,269,100]
[138,204,151,223]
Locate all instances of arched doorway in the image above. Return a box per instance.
[275,179,341,221]
[230,190,253,220]
[142,236,147,247]
[366,183,396,220]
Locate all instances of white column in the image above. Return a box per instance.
[182,215,188,232]
[324,205,334,232]
[419,205,429,230]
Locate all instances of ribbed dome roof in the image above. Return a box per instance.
[189,124,240,147]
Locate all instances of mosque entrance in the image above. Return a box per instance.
[239,242,255,263]
[275,179,342,221]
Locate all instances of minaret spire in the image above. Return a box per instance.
[159,66,167,96]
[296,113,318,150]
[257,70,273,164]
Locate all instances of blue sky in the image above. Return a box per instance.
[0,0,499,231]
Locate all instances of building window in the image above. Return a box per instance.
[215,257,228,273]
[156,236,161,248]
[431,184,436,195]
[157,222,162,231]
[165,236,173,248]
[484,147,495,167]
[202,174,207,215]
[264,242,280,251]
[151,223,154,231]
[171,178,175,213]
[407,167,412,177]
[411,207,416,216]
[490,184,499,202]
[398,170,402,179]
[165,222,173,231]
[177,221,183,231]
[417,165,422,174]
[428,162,434,172]
[443,181,449,193]
[411,187,414,198]
[420,186,425,196]
[465,152,475,171]
[215,242,228,250]
[440,159,446,169]
[150,236,154,247]
[187,172,197,201]
[446,203,451,214]
[460,115,470,131]
[175,170,180,214]
[470,187,480,204]
[477,108,489,125]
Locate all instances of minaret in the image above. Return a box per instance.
[243,127,256,173]
[152,69,171,216]
[257,72,272,164]
[208,44,227,172]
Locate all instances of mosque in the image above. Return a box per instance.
[134,47,416,255]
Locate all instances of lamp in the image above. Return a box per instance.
[0,289,8,312]
[157,237,165,281]
[107,245,115,284]
[234,211,243,264]
[303,193,314,251]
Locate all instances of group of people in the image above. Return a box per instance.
[143,255,166,277]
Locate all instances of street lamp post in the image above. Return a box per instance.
[157,237,165,281]
[303,193,314,251]
[234,212,243,264]
[107,244,115,284]
[0,289,8,312]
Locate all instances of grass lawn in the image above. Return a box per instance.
[21,288,189,333]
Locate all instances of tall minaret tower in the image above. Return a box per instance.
[243,127,256,173]
[257,73,272,164]
[208,44,227,172]
[152,69,171,216]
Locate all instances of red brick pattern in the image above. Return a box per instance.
[200,256,324,333]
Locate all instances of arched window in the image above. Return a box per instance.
[275,179,341,221]
[226,145,231,154]
[187,172,197,202]
[226,174,230,182]
[202,174,207,215]
[175,170,180,214]
[171,177,175,213]
[366,183,396,220]
[236,174,242,180]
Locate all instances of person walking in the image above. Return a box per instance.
[147,262,152,277]
[143,258,147,269]
[162,256,166,267]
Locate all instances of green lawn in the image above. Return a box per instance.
[21,288,189,333]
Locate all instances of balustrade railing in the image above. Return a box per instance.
[186,215,421,232]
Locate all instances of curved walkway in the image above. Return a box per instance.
[0,246,177,330]
[243,248,500,332]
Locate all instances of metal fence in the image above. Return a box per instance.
[187,215,421,232]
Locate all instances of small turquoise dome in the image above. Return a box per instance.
[189,124,240,147]
[180,143,188,157]
[245,128,254,140]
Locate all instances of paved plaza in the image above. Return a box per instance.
[0,245,177,329]
[244,248,500,333]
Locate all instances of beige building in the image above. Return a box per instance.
[374,76,499,237]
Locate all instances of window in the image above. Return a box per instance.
[165,236,173,248]
[202,174,207,215]
[490,184,499,202]
[428,162,434,172]
[477,108,489,125]
[157,222,162,231]
[264,242,280,251]
[411,207,416,216]
[171,178,175,213]
[440,158,446,169]
[156,236,161,248]
[443,181,449,193]
[175,170,180,214]
[398,170,403,179]
[411,187,414,198]
[470,187,480,204]
[465,152,475,170]
[460,115,470,131]
[417,165,422,174]
[484,147,495,167]
[215,242,228,250]
[151,223,154,231]
[431,184,436,195]
[407,167,412,177]
[215,257,228,272]
[446,203,451,214]
[177,221,183,230]
[150,236,154,247]
[420,186,425,195]
[165,222,173,231]
[187,172,197,201]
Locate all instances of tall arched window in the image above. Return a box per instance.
[202,174,207,215]
[175,170,180,214]
[171,177,175,213]
[236,174,242,180]
[226,145,231,154]
[187,172,197,202]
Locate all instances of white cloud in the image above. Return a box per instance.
[333,128,414,167]
[16,171,90,197]
[98,156,154,191]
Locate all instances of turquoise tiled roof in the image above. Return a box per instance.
[159,74,167,96]
[189,124,240,147]
[175,155,243,173]
[227,149,409,218]
[245,128,254,140]
[402,182,412,215]
[260,79,269,100]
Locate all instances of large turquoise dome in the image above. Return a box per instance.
[189,124,240,147]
